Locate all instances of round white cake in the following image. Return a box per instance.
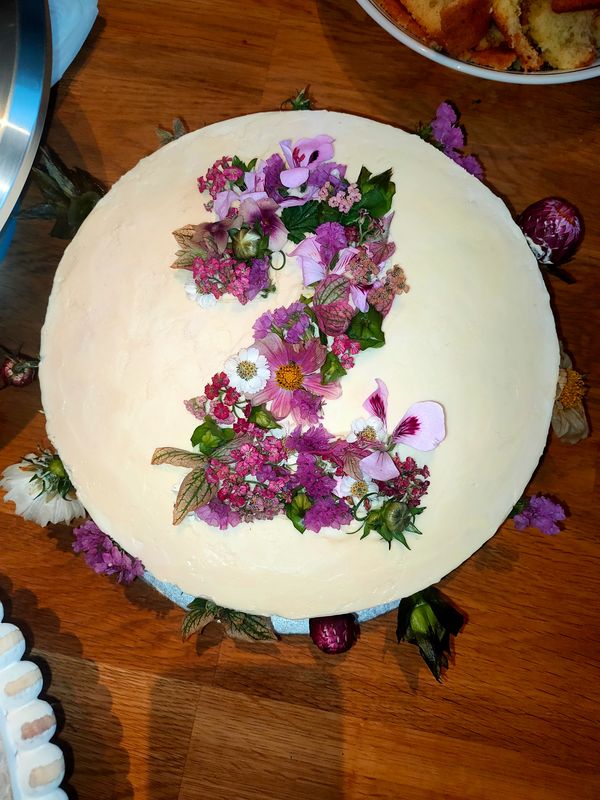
[39,111,559,619]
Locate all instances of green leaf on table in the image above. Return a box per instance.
[156,117,189,146]
[346,306,385,350]
[151,447,207,469]
[182,598,278,642]
[281,86,314,111]
[281,201,320,243]
[173,468,216,524]
[191,416,235,456]
[396,587,465,681]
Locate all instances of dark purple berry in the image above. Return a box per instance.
[309,614,358,654]
[518,197,583,266]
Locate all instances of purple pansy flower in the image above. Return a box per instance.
[513,495,566,535]
[239,197,288,251]
[352,379,446,480]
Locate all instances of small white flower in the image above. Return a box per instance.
[1,456,85,527]
[334,473,378,500]
[224,347,270,395]
[346,416,387,444]
[184,278,217,308]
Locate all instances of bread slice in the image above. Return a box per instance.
[492,0,544,69]
[376,0,439,46]
[466,45,519,66]
[551,0,600,12]
[524,0,597,68]
[400,0,493,55]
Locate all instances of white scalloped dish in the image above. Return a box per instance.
[356,0,600,84]
[0,603,66,800]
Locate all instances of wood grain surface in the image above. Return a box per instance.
[1,1,599,797]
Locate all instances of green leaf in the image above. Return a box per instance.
[248,404,281,430]
[356,166,396,218]
[182,599,278,642]
[67,191,102,231]
[220,609,278,642]
[173,468,217,524]
[151,447,207,469]
[281,201,320,243]
[285,491,313,533]
[191,416,235,456]
[182,598,219,639]
[320,351,347,385]
[346,306,385,350]
[281,86,314,111]
[396,587,465,681]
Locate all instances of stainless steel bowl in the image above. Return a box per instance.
[0,0,51,232]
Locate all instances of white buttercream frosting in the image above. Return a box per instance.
[39,111,559,618]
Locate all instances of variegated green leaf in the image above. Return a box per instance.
[173,468,216,525]
[170,249,196,270]
[172,224,196,249]
[182,598,219,640]
[221,609,278,642]
[151,447,207,469]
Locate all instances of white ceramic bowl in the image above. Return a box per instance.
[356,0,600,84]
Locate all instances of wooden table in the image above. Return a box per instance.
[1,1,599,797]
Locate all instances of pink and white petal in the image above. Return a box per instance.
[363,379,389,424]
[290,237,322,261]
[302,259,326,286]
[214,190,239,220]
[255,333,291,369]
[295,339,327,373]
[295,135,335,167]
[270,388,293,420]
[279,139,294,168]
[239,197,260,224]
[304,374,342,399]
[392,401,446,451]
[349,285,369,312]
[359,450,399,481]
[267,215,289,251]
[333,247,359,274]
[280,167,310,188]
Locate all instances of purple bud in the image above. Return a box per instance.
[309,614,358,654]
[517,197,583,267]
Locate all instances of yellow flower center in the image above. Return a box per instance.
[351,480,369,498]
[236,360,257,380]
[560,369,586,409]
[360,425,377,442]
[275,362,304,391]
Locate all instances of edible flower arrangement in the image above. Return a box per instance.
[154,134,447,545]
[0,98,589,679]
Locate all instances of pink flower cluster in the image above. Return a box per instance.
[318,181,362,214]
[378,455,430,508]
[331,335,361,369]
[197,157,243,200]
[185,372,243,423]
[192,252,252,304]
[203,425,292,523]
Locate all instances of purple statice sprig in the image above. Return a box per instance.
[510,494,566,535]
[253,301,313,344]
[417,102,483,180]
[72,520,144,584]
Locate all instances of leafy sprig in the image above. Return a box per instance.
[183,598,278,642]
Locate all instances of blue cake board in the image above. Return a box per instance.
[143,571,400,635]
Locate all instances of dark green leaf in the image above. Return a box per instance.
[151,447,207,469]
[67,191,101,231]
[356,166,396,218]
[191,416,235,455]
[248,404,281,430]
[346,306,385,350]
[320,351,347,385]
[281,201,320,243]
[173,468,217,524]
[396,587,465,681]
[281,86,314,111]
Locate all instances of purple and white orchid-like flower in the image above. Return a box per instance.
[352,379,446,481]
[239,197,288,251]
[279,134,335,190]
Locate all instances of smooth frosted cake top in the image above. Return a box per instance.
[40,111,558,618]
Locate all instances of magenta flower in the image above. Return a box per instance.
[353,379,446,480]
[279,134,335,189]
[196,497,241,530]
[253,333,341,421]
[72,520,144,584]
[429,102,484,180]
[239,197,288,251]
[513,495,566,535]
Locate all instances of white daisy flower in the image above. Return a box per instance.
[184,277,217,308]
[334,473,378,500]
[224,347,270,396]
[346,416,387,444]
[1,453,85,527]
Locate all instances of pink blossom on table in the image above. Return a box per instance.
[513,495,566,535]
[239,197,288,251]
[356,379,446,480]
[332,334,361,369]
[72,520,144,584]
[327,182,361,214]
[184,395,208,420]
[252,333,341,421]
[197,156,243,199]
